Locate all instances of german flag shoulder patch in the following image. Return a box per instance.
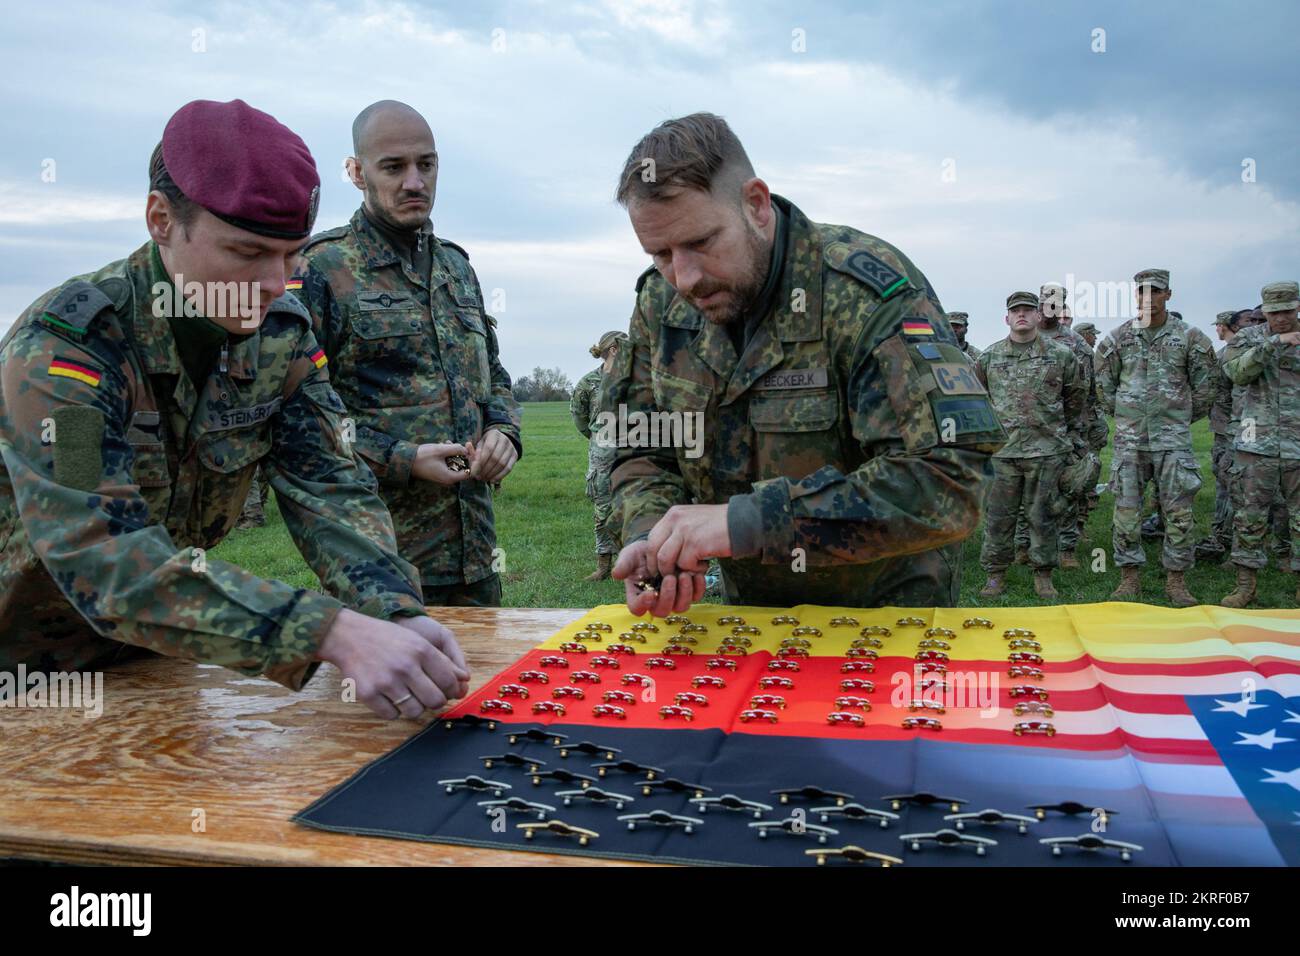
[901,318,935,338]
[47,355,103,387]
[308,347,328,369]
[284,277,304,292]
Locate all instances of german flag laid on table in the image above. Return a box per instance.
[294,603,1300,866]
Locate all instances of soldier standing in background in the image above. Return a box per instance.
[0,99,469,719]
[571,330,628,580]
[293,101,522,608]
[1074,322,1098,348]
[1095,268,1216,606]
[605,113,1003,615]
[1220,282,1300,607]
[1196,310,1243,562]
[947,312,980,361]
[975,291,1086,600]
[1020,282,1098,568]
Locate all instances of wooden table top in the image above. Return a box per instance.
[0,607,652,866]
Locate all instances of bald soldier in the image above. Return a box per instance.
[571,330,628,580]
[293,101,522,608]
[1095,268,1216,605]
[947,312,980,360]
[604,113,1004,615]
[0,100,469,719]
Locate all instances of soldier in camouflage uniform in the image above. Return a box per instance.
[1095,269,1216,606]
[1196,310,1243,561]
[1030,283,1103,567]
[947,312,980,361]
[293,102,522,608]
[1220,282,1300,607]
[571,330,628,580]
[0,100,469,721]
[603,114,1004,615]
[975,291,1086,600]
[1070,318,1105,535]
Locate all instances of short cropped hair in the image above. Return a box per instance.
[615,112,755,207]
[148,142,199,228]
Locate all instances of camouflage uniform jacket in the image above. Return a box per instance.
[1209,343,1234,437]
[974,334,1086,459]
[606,196,1005,607]
[960,341,982,362]
[0,242,425,689]
[572,366,614,472]
[294,208,522,587]
[1222,323,1300,459]
[1040,321,1105,449]
[1094,314,1216,452]
[571,367,605,439]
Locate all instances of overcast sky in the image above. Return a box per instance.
[2,0,1297,384]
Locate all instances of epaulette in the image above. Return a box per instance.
[824,242,913,301]
[267,290,310,324]
[635,265,656,294]
[303,224,351,252]
[439,238,471,261]
[37,280,115,339]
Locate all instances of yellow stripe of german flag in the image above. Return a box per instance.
[47,357,102,387]
[309,348,327,369]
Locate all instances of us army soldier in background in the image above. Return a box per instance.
[975,291,1086,600]
[1220,281,1300,607]
[1095,268,1216,606]
[0,99,468,720]
[1074,322,1098,348]
[1196,310,1243,562]
[571,330,628,581]
[294,101,522,607]
[605,113,1004,615]
[1036,282,1101,567]
[947,312,980,361]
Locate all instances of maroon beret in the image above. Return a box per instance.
[162,99,320,240]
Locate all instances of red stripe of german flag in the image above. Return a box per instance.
[47,357,102,387]
[309,348,327,369]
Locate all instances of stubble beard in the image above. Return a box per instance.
[693,227,770,326]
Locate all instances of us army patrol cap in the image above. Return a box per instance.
[590,330,629,356]
[1260,281,1300,313]
[162,99,321,240]
[1214,311,1236,326]
[1074,321,1097,335]
[1006,290,1039,310]
[1039,283,1067,316]
[945,311,969,327]
[1133,268,1171,290]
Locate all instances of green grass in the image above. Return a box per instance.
[212,404,1297,609]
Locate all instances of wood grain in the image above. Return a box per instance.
[0,607,652,866]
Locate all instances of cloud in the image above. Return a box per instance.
[0,0,1296,377]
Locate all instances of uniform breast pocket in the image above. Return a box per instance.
[195,427,272,546]
[749,390,844,479]
[129,440,172,523]
[347,309,431,407]
[453,308,492,401]
[648,367,714,490]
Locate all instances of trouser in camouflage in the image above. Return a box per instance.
[982,455,1068,572]
[1111,448,1202,570]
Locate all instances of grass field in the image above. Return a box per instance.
[211,402,1299,610]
